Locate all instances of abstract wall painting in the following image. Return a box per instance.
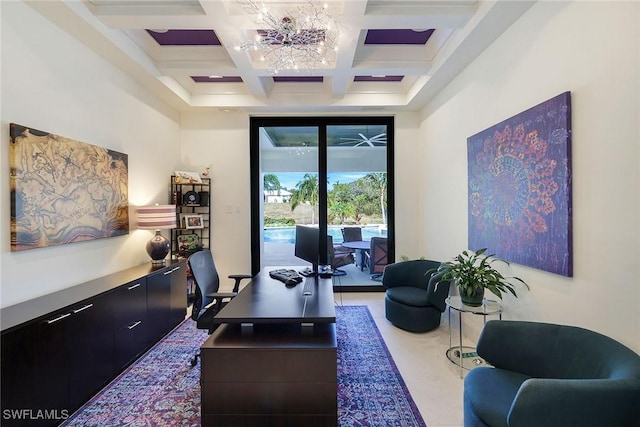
[467,92,572,276]
[9,123,129,251]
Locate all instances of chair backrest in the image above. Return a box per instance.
[342,227,362,242]
[382,259,440,290]
[477,320,640,380]
[188,250,220,321]
[369,237,388,274]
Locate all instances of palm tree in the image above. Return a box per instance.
[290,173,318,224]
[263,173,282,191]
[366,173,387,224]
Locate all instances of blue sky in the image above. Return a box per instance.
[274,172,366,190]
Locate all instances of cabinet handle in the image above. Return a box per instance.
[128,320,142,330]
[72,303,94,314]
[47,313,71,324]
[163,266,180,276]
[127,283,141,290]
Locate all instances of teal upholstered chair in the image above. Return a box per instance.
[383,259,451,332]
[464,320,640,427]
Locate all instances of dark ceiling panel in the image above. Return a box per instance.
[273,77,324,82]
[191,76,243,83]
[364,29,434,45]
[147,29,221,46]
[354,76,404,82]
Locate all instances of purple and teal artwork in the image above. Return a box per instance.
[467,92,572,276]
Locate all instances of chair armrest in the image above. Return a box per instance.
[508,378,640,427]
[228,274,253,292]
[206,292,237,299]
[425,272,450,312]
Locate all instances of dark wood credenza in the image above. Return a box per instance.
[0,260,187,427]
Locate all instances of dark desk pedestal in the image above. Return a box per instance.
[201,323,337,427]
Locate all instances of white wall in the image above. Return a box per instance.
[420,1,640,352]
[179,112,252,286]
[1,2,181,307]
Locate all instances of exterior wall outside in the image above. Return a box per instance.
[419,1,640,352]
[0,2,181,307]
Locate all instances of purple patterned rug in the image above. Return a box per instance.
[63,305,426,426]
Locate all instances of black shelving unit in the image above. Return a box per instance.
[170,176,210,302]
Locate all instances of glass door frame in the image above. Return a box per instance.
[250,116,395,291]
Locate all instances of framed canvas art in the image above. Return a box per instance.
[467,92,572,276]
[9,123,129,251]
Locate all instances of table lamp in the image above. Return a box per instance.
[137,204,177,264]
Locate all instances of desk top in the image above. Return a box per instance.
[340,240,370,250]
[213,266,336,324]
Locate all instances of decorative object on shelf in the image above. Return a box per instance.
[430,248,529,307]
[184,214,204,229]
[198,191,209,207]
[137,204,177,264]
[177,234,201,256]
[9,123,129,251]
[232,0,339,74]
[173,191,182,206]
[174,170,202,184]
[467,91,572,276]
[182,191,200,205]
[202,166,211,177]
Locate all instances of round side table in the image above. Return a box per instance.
[445,296,503,378]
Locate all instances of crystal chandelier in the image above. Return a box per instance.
[233,1,340,74]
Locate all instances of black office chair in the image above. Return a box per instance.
[188,250,252,366]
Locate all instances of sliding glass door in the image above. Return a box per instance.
[250,117,394,290]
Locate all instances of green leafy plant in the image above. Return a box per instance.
[430,248,529,306]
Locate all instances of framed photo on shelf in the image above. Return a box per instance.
[184,214,204,229]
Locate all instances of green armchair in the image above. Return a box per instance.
[383,259,451,332]
[464,320,640,427]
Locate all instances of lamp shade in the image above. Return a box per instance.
[137,205,176,264]
[137,205,177,230]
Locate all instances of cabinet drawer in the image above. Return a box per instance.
[112,278,147,326]
[114,318,148,370]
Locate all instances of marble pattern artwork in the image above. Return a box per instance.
[10,123,129,251]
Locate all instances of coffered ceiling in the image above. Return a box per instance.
[27,0,535,112]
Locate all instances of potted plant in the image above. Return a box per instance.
[431,248,529,306]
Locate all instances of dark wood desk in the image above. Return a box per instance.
[201,267,337,427]
[213,267,336,325]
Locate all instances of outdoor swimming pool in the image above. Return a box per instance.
[263,225,387,244]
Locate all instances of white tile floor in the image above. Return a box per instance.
[336,292,466,427]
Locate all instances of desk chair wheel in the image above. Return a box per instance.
[190,353,200,367]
